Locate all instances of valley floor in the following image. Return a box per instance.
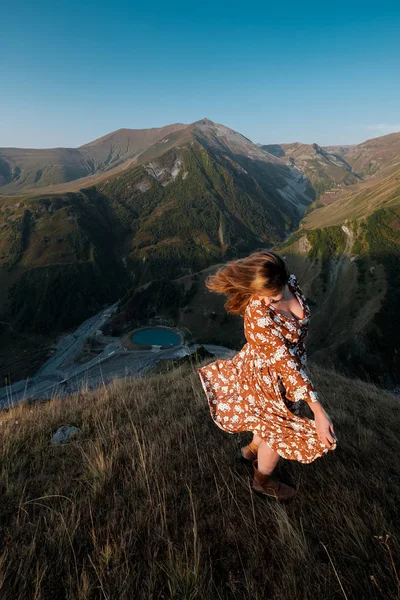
[0,302,235,409]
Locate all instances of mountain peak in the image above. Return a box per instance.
[190,119,284,165]
[192,118,215,127]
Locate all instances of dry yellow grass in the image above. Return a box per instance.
[302,167,400,229]
[0,360,399,599]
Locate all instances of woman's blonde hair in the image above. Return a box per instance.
[205,250,289,316]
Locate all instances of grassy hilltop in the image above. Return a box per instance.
[1,358,399,599]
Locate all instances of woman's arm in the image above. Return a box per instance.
[309,401,325,414]
[247,310,319,404]
[266,339,319,404]
[246,302,337,447]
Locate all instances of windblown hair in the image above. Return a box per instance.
[205,250,290,316]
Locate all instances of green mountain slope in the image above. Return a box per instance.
[276,201,400,386]
[0,190,130,334]
[3,123,400,387]
[0,120,314,357]
[264,132,400,386]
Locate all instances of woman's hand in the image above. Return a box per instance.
[314,408,337,448]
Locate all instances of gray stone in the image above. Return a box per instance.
[51,425,80,445]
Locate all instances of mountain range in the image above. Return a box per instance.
[0,123,188,194]
[3,123,399,198]
[1,119,399,387]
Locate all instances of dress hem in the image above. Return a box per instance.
[196,365,335,464]
[197,366,235,435]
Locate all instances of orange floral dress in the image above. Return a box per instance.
[197,273,337,464]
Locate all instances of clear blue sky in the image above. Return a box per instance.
[1,0,400,148]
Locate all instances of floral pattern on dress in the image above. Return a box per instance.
[197,273,337,464]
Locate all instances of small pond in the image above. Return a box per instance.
[131,328,181,347]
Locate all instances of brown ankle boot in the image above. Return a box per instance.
[252,459,297,502]
[237,440,259,462]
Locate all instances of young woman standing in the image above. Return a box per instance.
[197,250,337,502]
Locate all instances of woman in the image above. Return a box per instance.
[196,250,337,502]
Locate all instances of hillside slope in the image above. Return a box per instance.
[0,189,130,335]
[266,128,400,387]
[0,123,187,194]
[3,124,400,389]
[261,142,360,197]
[0,359,399,599]
[341,131,400,178]
[261,131,400,209]
[302,165,400,229]
[0,120,314,340]
[276,203,400,386]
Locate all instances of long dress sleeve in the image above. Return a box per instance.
[246,309,319,404]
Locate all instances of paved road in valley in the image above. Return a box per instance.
[0,303,236,409]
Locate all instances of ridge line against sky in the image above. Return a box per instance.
[1,0,400,148]
[2,119,400,152]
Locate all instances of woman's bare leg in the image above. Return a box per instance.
[257,440,280,475]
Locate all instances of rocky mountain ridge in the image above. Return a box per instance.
[0,123,188,194]
[1,120,400,387]
[0,119,316,382]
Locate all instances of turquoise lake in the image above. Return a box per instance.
[131,328,181,346]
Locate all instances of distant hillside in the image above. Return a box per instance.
[261,142,360,198]
[341,131,400,178]
[103,263,247,351]
[301,165,400,229]
[276,179,400,386]
[3,126,399,198]
[107,203,400,389]
[261,132,400,386]
[0,189,131,334]
[261,131,400,203]
[0,123,187,194]
[1,358,399,598]
[0,119,315,380]
[3,122,400,387]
